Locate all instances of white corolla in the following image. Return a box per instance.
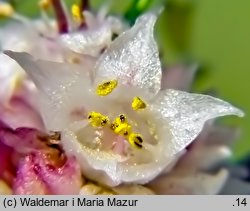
[5,13,244,187]
[0,0,126,104]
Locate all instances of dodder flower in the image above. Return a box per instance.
[5,13,244,187]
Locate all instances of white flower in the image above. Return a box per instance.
[5,12,244,187]
[0,1,126,104]
[59,4,128,57]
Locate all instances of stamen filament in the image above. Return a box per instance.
[51,0,69,33]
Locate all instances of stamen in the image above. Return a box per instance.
[39,0,54,31]
[51,0,69,33]
[132,96,146,110]
[88,111,109,127]
[71,4,83,23]
[111,115,132,136]
[6,74,26,105]
[128,133,143,149]
[96,80,118,96]
[114,123,132,136]
[0,2,32,24]
[80,0,89,11]
[119,114,126,123]
[0,2,14,17]
[39,0,51,10]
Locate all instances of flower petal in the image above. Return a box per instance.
[220,178,250,194]
[59,24,112,57]
[14,152,83,195]
[33,154,83,195]
[112,184,154,195]
[62,119,183,187]
[14,154,49,195]
[0,96,44,130]
[0,54,25,104]
[161,64,197,91]
[94,13,161,97]
[0,121,46,154]
[148,169,229,194]
[204,125,241,147]
[149,89,244,156]
[4,51,91,131]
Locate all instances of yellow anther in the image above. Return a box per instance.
[115,123,132,136]
[68,56,81,64]
[0,3,14,17]
[118,114,127,123]
[111,114,132,136]
[10,73,24,93]
[39,0,51,10]
[128,133,143,149]
[71,4,83,23]
[96,80,118,96]
[88,111,109,127]
[132,97,146,110]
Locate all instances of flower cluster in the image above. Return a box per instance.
[0,0,247,195]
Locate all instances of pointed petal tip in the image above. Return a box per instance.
[231,106,245,118]
[3,50,16,58]
[3,50,33,63]
[238,110,245,117]
[135,11,160,29]
[153,6,165,16]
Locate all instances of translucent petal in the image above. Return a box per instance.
[112,184,154,195]
[62,122,178,187]
[148,169,229,194]
[161,63,198,91]
[149,89,244,156]
[0,54,25,104]
[204,125,240,147]
[0,97,44,130]
[220,178,250,195]
[59,25,112,57]
[5,51,91,131]
[0,122,46,154]
[183,145,232,171]
[94,13,161,97]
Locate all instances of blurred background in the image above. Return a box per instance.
[1,0,250,160]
